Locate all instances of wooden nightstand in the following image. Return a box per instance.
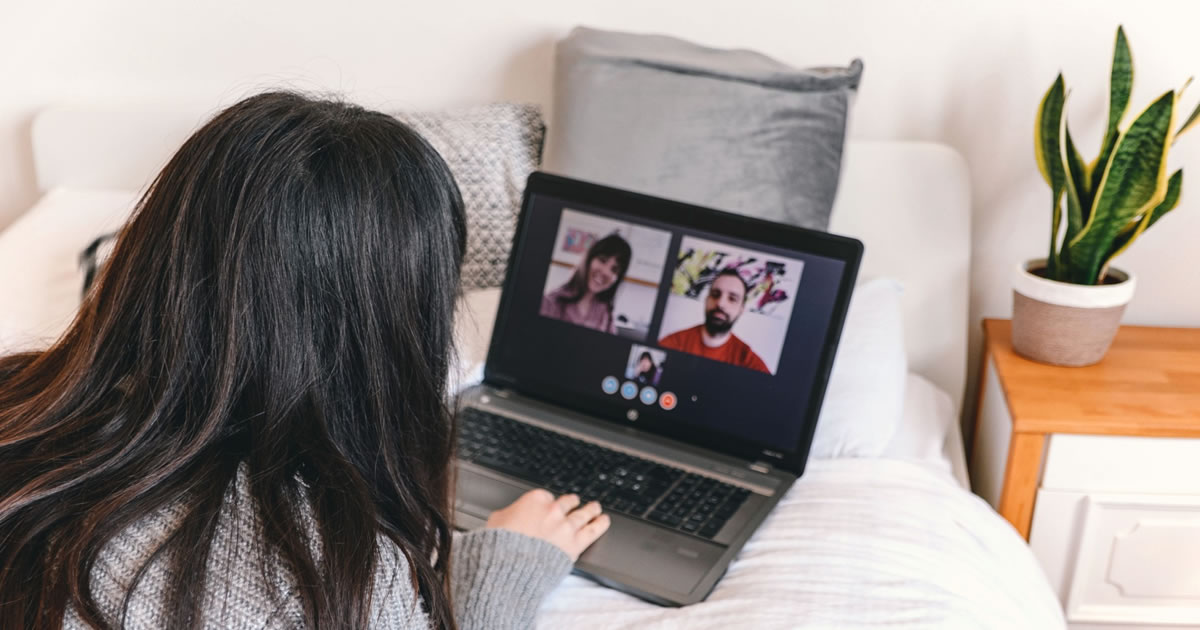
[970,318,1200,629]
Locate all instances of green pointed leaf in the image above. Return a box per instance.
[1145,168,1184,230]
[1106,27,1133,145]
[1087,26,1134,209]
[1087,151,1113,224]
[1179,98,1200,137]
[1103,169,1183,267]
[1035,75,1067,273]
[1067,91,1174,284]
[1035,76,1067,188]
[1063,124,1090,244]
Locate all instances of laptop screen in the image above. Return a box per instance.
[483,174,861,472]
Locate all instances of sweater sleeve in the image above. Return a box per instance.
[449,528,574,630]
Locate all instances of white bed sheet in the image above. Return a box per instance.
[538,457,1064,629]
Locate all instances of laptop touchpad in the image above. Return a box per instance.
[454,467,531,519]
[577,513,722,596]
[454,466,720,597]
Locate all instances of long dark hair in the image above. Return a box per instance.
[636,352,658,377]
[0,92,466,629]
[555,233,631,307]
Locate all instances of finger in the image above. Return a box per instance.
[522,488,555,505]
[566,501,603,528]
[577,514,611,543]
[554,493,581,514]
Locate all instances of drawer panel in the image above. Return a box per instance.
[1043,434,1200,494]
[1065,493,1200,626]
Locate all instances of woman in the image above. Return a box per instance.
[539,233,631,334]
[0,92,608,629]
[632,351,659,386]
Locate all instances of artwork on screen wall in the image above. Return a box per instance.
[671,246,799,319]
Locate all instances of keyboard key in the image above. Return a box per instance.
[473,454,546,484]
[648,511,682,527]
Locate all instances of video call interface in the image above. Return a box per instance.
[489,194,848,454]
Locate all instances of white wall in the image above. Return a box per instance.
[4,0,1200,405]
[550,208,672,286]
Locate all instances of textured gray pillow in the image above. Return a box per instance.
[543,27,862,231]
[396,104,544,289]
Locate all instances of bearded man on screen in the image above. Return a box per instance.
[659,268,769,374]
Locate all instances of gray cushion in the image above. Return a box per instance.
[543,27,862,231]
[396,104,545,289]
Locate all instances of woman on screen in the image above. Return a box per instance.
[633,351,659,386]
[539,233,631,334]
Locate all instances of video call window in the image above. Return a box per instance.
[658,236,805,375]
[539,209,672,341]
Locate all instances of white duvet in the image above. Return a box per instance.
[538,457,1065,629]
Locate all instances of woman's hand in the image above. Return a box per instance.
[485,489,611,561]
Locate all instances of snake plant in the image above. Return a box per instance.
[1035,26,1199,285]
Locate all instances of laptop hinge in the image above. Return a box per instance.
[748,461,772,474]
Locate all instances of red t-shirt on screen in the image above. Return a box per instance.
[659,325,770,374]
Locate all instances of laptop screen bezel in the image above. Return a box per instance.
[481,172,862,476]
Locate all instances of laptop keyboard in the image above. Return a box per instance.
[457,407,752,540]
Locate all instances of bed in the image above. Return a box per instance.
[0,108,1066,628]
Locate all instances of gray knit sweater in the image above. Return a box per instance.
[62,470,573,629]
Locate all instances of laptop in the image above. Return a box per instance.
[453,172,862,606]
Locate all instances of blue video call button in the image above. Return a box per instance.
[639,386,658,405]
[602,376,619,395]
[620,381,639,400]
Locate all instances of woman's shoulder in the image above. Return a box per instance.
[63,494,190,628]
[66,472,293,628]
[68,467,430,629]
[369,539,430,627]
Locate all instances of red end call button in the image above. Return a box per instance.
[659,392,677,410]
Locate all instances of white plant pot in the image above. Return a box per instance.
[1011,258,1136,367]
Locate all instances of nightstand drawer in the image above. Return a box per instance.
[1042,434,1200,495]
[1031,489,1200,626]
